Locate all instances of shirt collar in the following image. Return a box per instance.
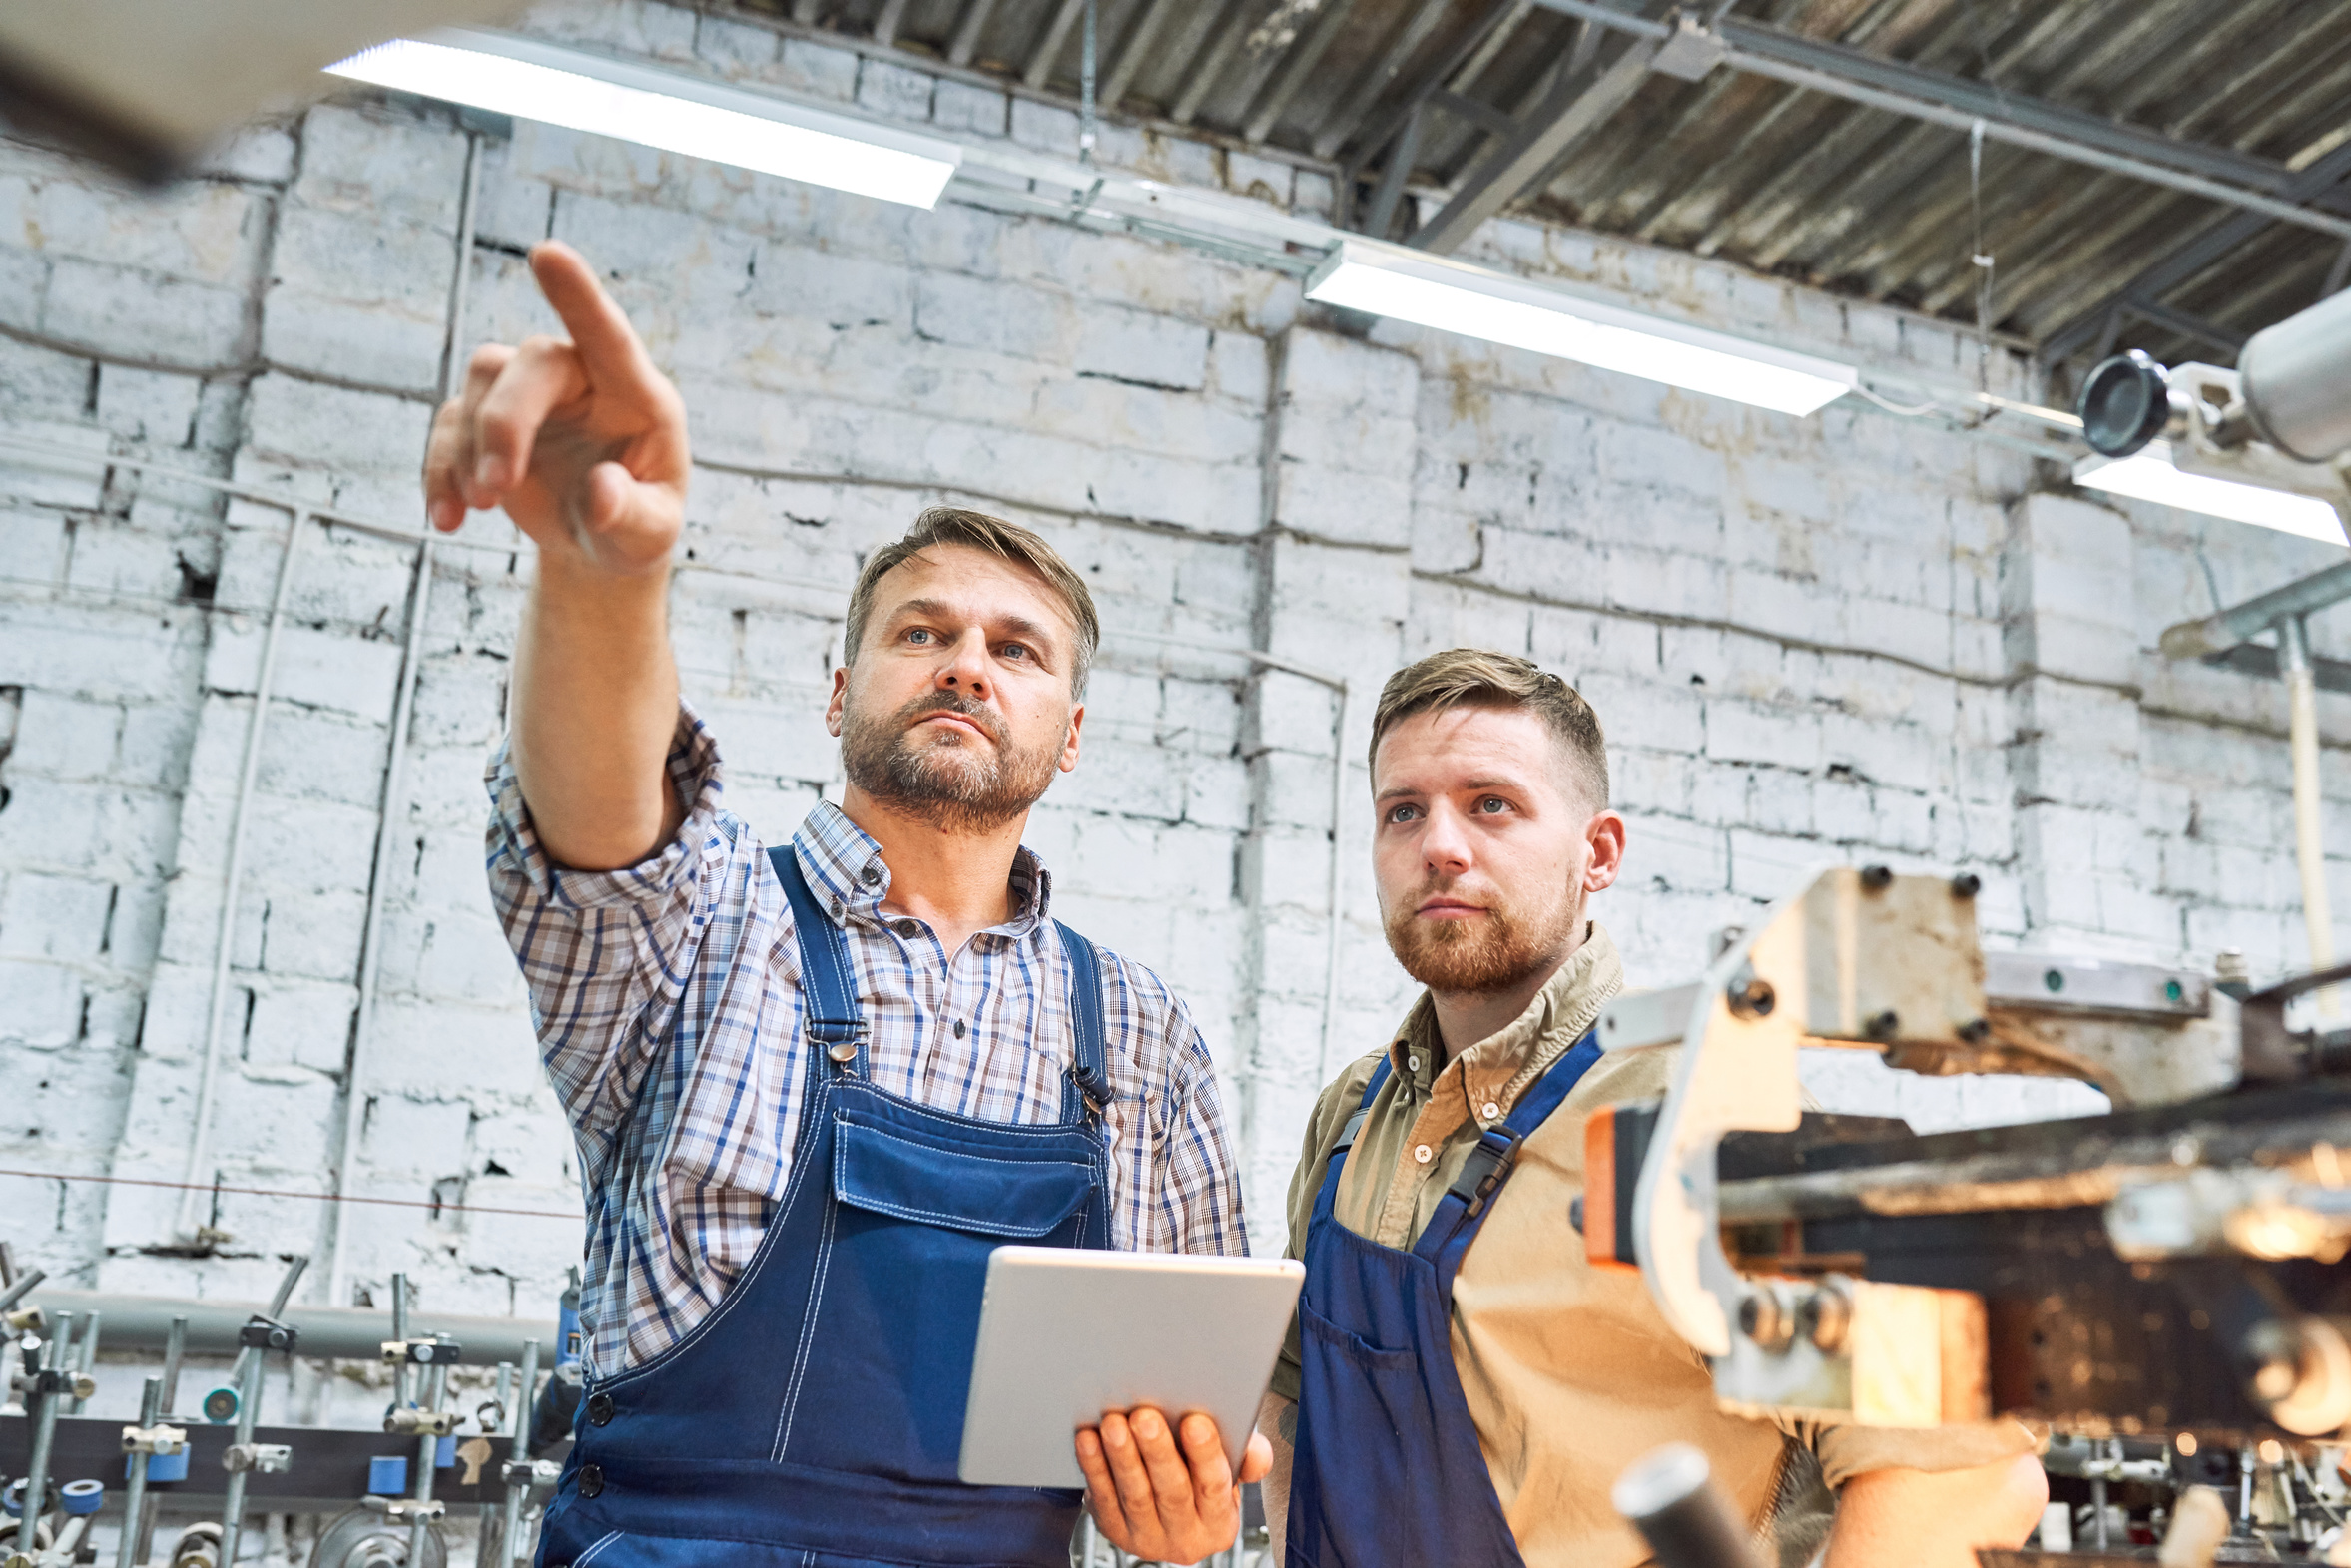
[1388,922,1625,1109]
[791,800,1054,936]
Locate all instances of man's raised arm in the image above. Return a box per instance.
[423,241,692,871]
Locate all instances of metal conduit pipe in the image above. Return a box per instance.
[174,510,311,1241]
[28,1290,556,1366]
[328,128,485,1309]
[2279,617,2341,1020]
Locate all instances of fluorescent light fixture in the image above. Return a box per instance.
[1305,240,1856,417]
[2073,443,2348,545]
[326,30,959,209]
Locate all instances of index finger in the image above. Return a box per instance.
[527,241,657,391]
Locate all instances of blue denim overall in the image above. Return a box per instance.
[535,846,1113,1568]
[1286,1031,1604,1568]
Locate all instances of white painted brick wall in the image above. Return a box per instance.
[1,0,2345,1308]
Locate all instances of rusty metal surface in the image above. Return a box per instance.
[739,0,2351,378]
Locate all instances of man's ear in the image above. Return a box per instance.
[1583,810,1627,893]
[825,667,849,739]
[1058,702,1085,774]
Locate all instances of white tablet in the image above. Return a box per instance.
[958,1246,1306,1489]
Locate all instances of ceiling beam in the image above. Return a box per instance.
[2040,139,2351,365]
[1361,100,1424,238]
[872,0,910,49]
[1245,0,1360,143]
[1315,0,1524,165]
[2123,294,2249,356]
[1531,0,2351,243]
[1022,0,1091,92]
[1409,35,1659,255]
[1100,0,1182,106]
[946,0,1001,67]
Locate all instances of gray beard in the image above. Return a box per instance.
[839,689,1062,835]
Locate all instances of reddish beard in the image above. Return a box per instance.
[1383,878,1582,994]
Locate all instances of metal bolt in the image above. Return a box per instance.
[1726,970,1776,1020]
[2044,967,2065,994]
[1859,864,1894,891]
[1949,872,1982,898]
[1956,1017,1990,1043]
[1799,1284,1851,1354]
[1738,1290,1793,1353]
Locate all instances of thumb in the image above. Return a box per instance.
[575,460,680,567]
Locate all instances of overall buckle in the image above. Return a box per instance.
[1448,1128,1522,1219]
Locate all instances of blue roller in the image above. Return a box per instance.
[60,1480,104,1516]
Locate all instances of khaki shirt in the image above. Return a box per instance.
[1270,924,2036,1568]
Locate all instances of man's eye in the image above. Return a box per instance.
[1476,797,1509,814]
[1001,643,1029,661]
[1387,803,1423,825]
[906,628,933,645]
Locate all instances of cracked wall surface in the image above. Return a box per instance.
[1,0,2346,1317]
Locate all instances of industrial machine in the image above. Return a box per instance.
[0,1266,562,1568]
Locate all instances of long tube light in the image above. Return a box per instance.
[326,29,960,209]
[2073,444,2349,546]
[1305,240,1857,417]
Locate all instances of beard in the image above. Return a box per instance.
[1383,877,1583,995]
[840,688,1063,835]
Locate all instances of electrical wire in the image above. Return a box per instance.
[0,1167,579,1221]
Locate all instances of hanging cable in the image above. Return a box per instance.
[1969,117,1996,395]
[1079,0,1098,165]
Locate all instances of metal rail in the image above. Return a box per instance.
[1526,0,2351,244]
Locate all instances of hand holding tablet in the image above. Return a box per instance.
[959,1248,1304,1564]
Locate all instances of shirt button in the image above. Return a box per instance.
[586,1391,614,1426]
[953,1020,966,1039]
[861,866,881,886]
[1413,1144,1434,1165]
[1407,1055,1421,1073]
[894,919,920,937]
[577,1463,604,1498]
[1482,1102,1500,1120]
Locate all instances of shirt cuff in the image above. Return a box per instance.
[484,699,727,911]
[1808,1417,2044,1490]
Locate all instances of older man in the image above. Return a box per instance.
[1257,648,2049,1568]
[427,241,1263,1568]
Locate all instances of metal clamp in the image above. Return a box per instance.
[120,1422,188,1457]
[499,1459,563,1489]
[384,1407,461,1437]
[361,1496,446,1523]
[380,1337,463,1366]
[223,1443,291,1475]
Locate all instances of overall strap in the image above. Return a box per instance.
[769,845,868,1076]
[1052,921,1111,1121]
[1308,1057,1394,1226]
[1412,1029,1605,1291]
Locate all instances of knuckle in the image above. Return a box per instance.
[467,342,511,374]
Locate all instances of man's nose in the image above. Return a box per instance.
[1420,802,1473,875]
[935,629,992,700]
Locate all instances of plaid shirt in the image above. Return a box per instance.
[486,703,1249,1375]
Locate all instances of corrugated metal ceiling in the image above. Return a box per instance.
[734,0,2351,382]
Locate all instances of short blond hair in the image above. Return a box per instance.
[1369,648,1608,809]
[844,507,1100,698]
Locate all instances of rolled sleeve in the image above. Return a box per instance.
[1784,1416,2045,1490]
[485,700,752,1144]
